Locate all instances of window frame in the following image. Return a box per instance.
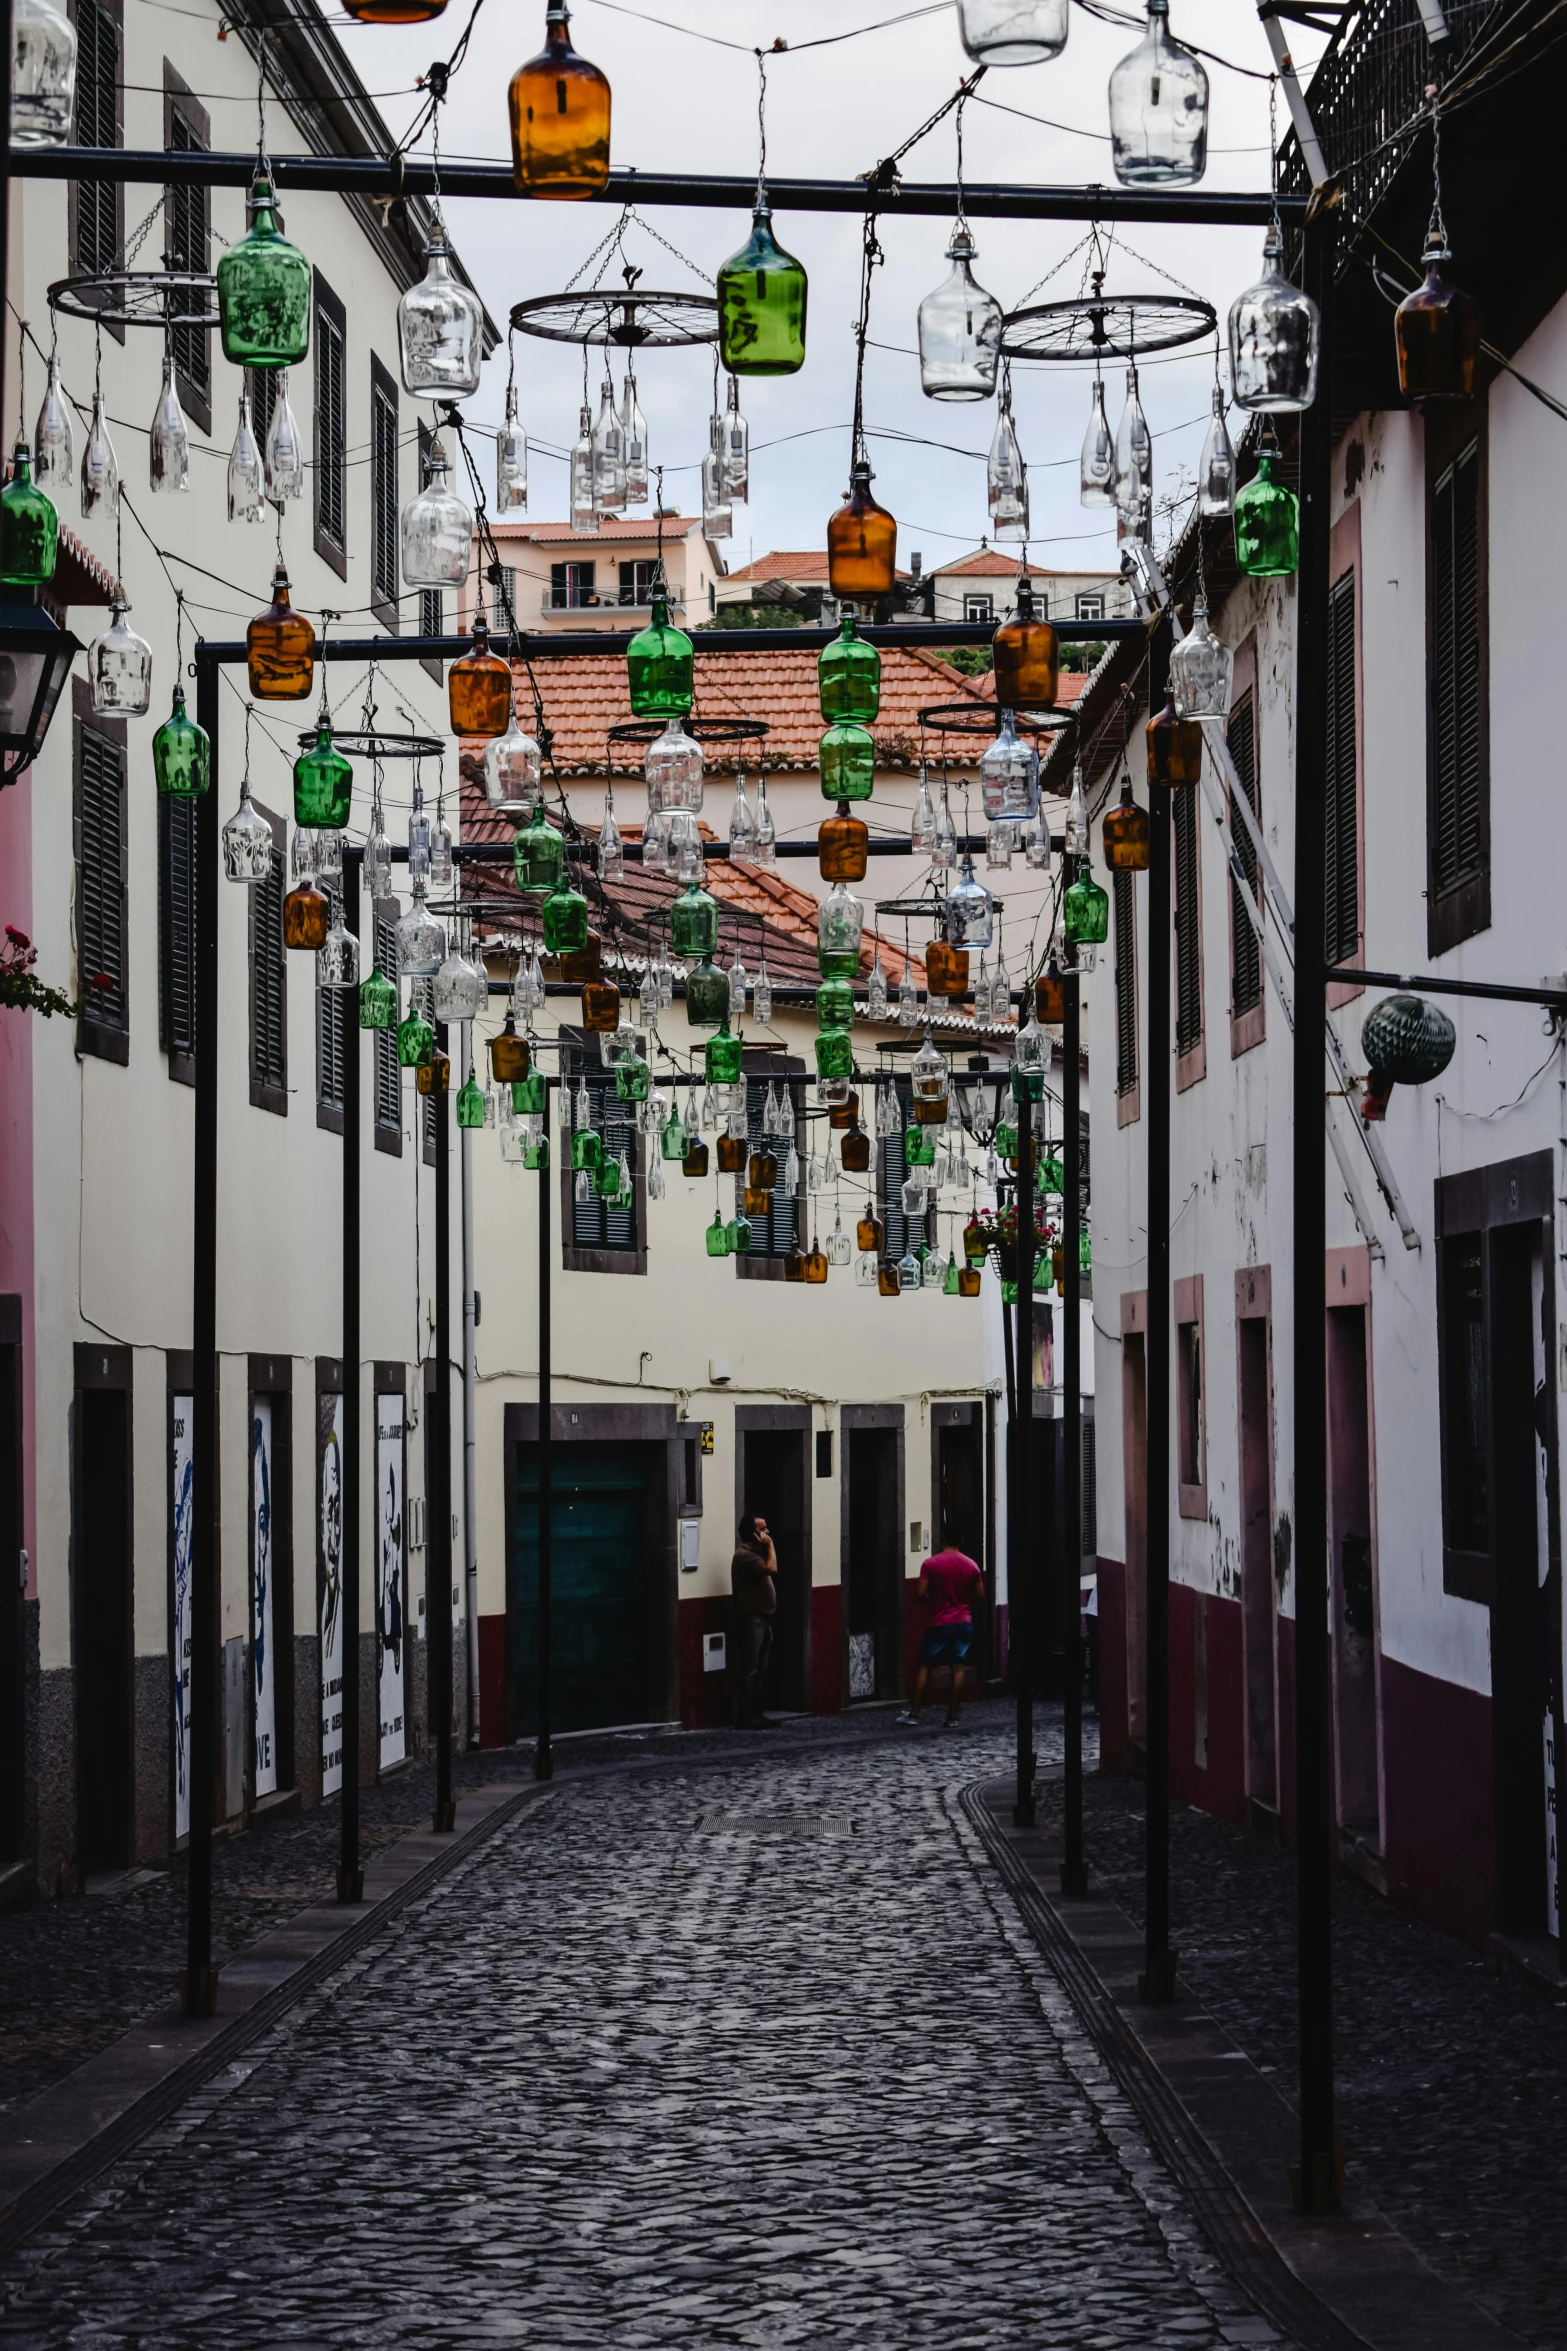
[1075,591,1105,623]
[69,0,125,344]
[1227,638,1264,1058]
[370,355,400,634]
[1325,503,1365,1005]
[157,790,197,1086]
[962,592,995,625]
[312,270,348,581]
[1175,1273,1206,1519]
[558,1040,647,1276]
[72,680,128,1065]
[1425,404,1490,957]
[417,420,445,683]
[162,63,210,432]
[735,1058,805,1279]
[617,558,655,608]
[248,801,289,1116]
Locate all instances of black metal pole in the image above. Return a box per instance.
[1014,1103,1035,1828]
[337,851,363,1902]
[431,1030,455,1832]
[535,1110,553,1782]
[183,654,218,2016]
[1294,207,1338,2215]
[0,0,12,450]
[1061,954,1087,1896]
[1142,618,1176,2006]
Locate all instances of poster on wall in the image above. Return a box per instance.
[319,1392,345,1797]
[377,1392,405,1770]
[252,1397,277,1799]
[171,1394,193,1842]
[1031,1301,1055,1400]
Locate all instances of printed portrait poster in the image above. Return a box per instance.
[377,1393,406,1770]
[252,1399,277,1798]
[171,1395,194,1841]
[319,1392,345,1796]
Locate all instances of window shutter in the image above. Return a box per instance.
[78,723,126,1033]
[878,1081,913,1263]
[73,0,119,278]
[371,371,399,611]
[1322,574,1359,967]
[1228,691,1262,1018]
[1173,785,1202,1055]
[316,304,346,553]
[742,1077,799,1259]
[169,110,209,399]
[317,976,346,1115]
[373,916,401,1138]
[569,1056,638,1252]
[158,793,197,1060]
[250,365,279,455]
[1432,443,1484,902]
[1113,869,1137,1096]
[251,850,287,1100]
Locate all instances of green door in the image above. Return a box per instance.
[509,1449,650,1734]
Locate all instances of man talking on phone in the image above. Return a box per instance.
[731,1513,778,1728]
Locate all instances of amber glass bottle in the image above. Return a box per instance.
[991,573,1059,710]
[490,1019,530,1083]
[508,3,611,198]
[744,1184,773,1216]
[581,979,620,1030]
[1146,692,1203,787]
[559,934,602,983]
[804,1244,829,1285]
[877,1264,900,1298]
[1102,778,1151,870]
[782,1246,807,1283]
[925,939,969,998]
[1035,962,1067,1023]
[282,883,329,950]
[957,1264,982,1297]
[1395,224,1480,401]
[827,461,897,603]
[716,1133,746,1175]
[748,1150,778,1190]
[839,1125,871,1173]
[682,1140,710,1178]
[827,1090,859,1131]
[342,0,446,22]
[448,613,513,737]
[416,1050,451,1097]
[818,805,869,882]
[248,564,316,700]
[857,1213,884,1254]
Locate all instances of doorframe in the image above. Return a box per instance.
[931,1399,987,1676]
[1324,1244,1385,1856]
[841,1403,905,1703]
[1234,1265,1280,1823]
[71,1343,135,1875]
[736,1403,813,1709]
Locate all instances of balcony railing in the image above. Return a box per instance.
[542,586,686,615]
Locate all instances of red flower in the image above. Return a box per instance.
[5,925,29,949]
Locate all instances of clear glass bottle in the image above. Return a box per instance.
[598,793,624,882]
[754,775,777,867]
[32,348,71,497]
[508,1,612,199]
[398,210,482,397]
[988,401,1028,538]
[11,0,76,146]
[753,954,772,1026]
[227,388,265,524]
[317,901,361,991]
[497,381,528,512]
[722,376,748,499]
[483,711,542,821]
[986,820,1014,871]
[1080,376,1115,507]
[401,439,473,588]
[89,598,151,716]
[818,880,865,980]
[1113,366,1151,518]
[570,403,598,533]
[264,370,305,501]
[1169,596,1234,719]
[979,708,1039,821]
[728,773,758,861]
[433,931,487,1024]
[1066,759,1088,855]
[222,779,274,883]
[717,187,808,377]
[1228,224,1321,412]
[866,953,888,1021]
[591,372,627,511]
[149,353,189,495]
[1108,0,1209,188]
[645,716,703,809]
[217,170,312,368]
[946,854,994,948]
[397,880,447,977]
[621,370,649,504]
[80,388,117,520]
[932,790,958,869]
[917,219,1002,401]
[702,422,732,542]
[1199,385,1236,515]
[366,800,394,898]
[957,0,1067,61]
[429,801,454,889]
[911,767,937,853]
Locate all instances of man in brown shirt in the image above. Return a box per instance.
[731,1514,777,1727]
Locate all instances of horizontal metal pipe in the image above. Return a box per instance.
[10,147,1302,227]
[1327,964,1567,1011]
[439,836,1058,862]
[201,621,1139,663]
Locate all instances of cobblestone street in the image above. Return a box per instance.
[0,1710,1283,2350]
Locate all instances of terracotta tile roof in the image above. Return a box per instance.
[723,550,833,584]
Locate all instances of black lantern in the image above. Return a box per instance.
[1360,992,1456,1121]
[0,598,81,783]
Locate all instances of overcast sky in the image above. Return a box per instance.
[345,0,1329,584]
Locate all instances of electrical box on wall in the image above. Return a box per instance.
[703,1631,727,1673]
[679,1519,701,1572]
[699,1421,715,1455]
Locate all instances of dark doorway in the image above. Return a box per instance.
[1327,1305,1379,1838]
[846,1427,900,1700]
[0,1338,22,1863]
[509,1445,659,1734]
[1491,1224,1553,1936]
[743,1428,808,1712]
[77,1387,133,1870]
[938,1409,987,1679]
[1237,1311,1277,1813]
[1122,1331,1148,1748]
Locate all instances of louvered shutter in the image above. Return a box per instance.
[315,295,346,555]
[250,366,278,456]
[1113,869,1137,1096]
[78,724,126,1033]
[158,793,197,1060]
[1173,786,1202,1055]
[317,977,346,1115]
[569,1058,637,1253]
[742,1077,798,1259]
[1322,575,1359,966]
[251,851,288,1099]
[1432,443,1484,902]
[371,373,399,611]
[169,111,209,400]
[1228,692,1262,1018]
[73,0,119,278]
[878,1080,912,1264]
[374,917,401,1137]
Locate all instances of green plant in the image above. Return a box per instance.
[0,924,93,1018]
[697,601,803,631]
[942,646,994,678]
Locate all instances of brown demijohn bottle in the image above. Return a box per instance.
[282,882,328,950]
[914,1096,948,1126]
[818,805,869,882]
[839,1125,871,1172]
[580,979,619,1030]
[1395,222,1480,402]
[682,1140,710,1179]
[857,1212,884,1253]
[748,1150,778,1190]
[782,1245,807,1282]
[508,2,611,200]
[828,1089,859,1132]
[743,1184,772,1216]
[490,1018,530,1083]
[416,1050,451,1096]
[877,1263,900,1297]
[248,563,316,700]
[827,460,897,604]
[925,938,969,998]
[804,1244,828,1284]
[716,1134,746,1175]
[1102,778,1151,870]
[1146,693,1202,787]
[991,572,1059,710]
[1035,961,1066,1023]
[957,1263,982,1297]
[449,613,514,738]
[559,933,602,983]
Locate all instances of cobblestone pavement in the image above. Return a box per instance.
[0,1707,1291,2350]
[1038,1773,1567,2351]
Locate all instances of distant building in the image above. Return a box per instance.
[926,549,1133,629]
[476,514,728,633]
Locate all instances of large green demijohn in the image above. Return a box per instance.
[1063,867,1109,948]
[293,720,352,829]
[513,806,566,895]
[1233,431,1299,578]
[0,444,57,586]
[153,684,211,798]
[217,171,312,369]
[817,612,880,724]
[705,1019,743,1085]
[541,879,590,956]
[626,580,694,718]
[717,190,807,377]
[669,880,719,960]
[819,722,875,803]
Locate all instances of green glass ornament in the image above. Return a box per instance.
[816,977,854,1031]
[819,721,875,804]
[1012,1065,1045,1104]
[904,1125,936,1167]
[513,807,565,896]
[726,1214,754,1254]
[570,1128,602,1172]
[359,964,396,1030]
[541,880,590,956]
[397,1011,434,1067]
[523,1137,549,1170]
[717,193,807,377]
[814,1027,853,1081]
[1000,1276,1019,1305]
[216,171,311,369]
[669,880,720,960]
[705,1021,743,1084]
[456,1073,486,1130]
[994,1119,1017,1160]
[1041,1153,1065,1193]
[661,1116,686,1161]
[615,1056,651,1102]
[1080,1224,1092,1275]
[152,685,212,799]
[1064,868,1110,947]
[942,1254,960,1296]
[817,612,880,724]
[512,1070,548,1117]
[293,720,352,829]
[685,958,728,1030]
[1033,1249,1052,1294]
[0,444,56,586]
[1234,440,1300,578]
[596,1155,624,1201]
[626,583,694,717]
[706,1210,731,1257]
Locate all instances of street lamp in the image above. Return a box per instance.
[0,598,80,783]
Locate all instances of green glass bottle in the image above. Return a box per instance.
[1080,1223,1092,1275]
[726,1214,754,1254]
[615,1056,651,1102]
[626,583,694,717]
[293,720,353,830]
[398,1009,434,1067]
[523,1136,549,1170]
[904,1124,936,1167]
[359,964,397,1030]
[541,880,590,955]
[816,977,854,1031]
[817,612,880,724]
[660,1115,686,1161]
[0,444,57,586]
[1011,1064,1045,1105]
[819,721,875,804]
[216,171,312,369]
[1000,1276,1019,1305]
[1063,868,1110,947]
[596,1155,624,1201]
[942,1253,960,1296]
[153,684,212,798]
[705,1020,743,1084]
[513,1069,548,1117]
[456,1073,486,1130]
[669,881,720,960]
[685,959,728,1030]
[570,1128,602,1172]
[814,1027,853,1081]
[706,1210,731,1258]
[995,1118,1017,1161]
[717,191,807,377]
[1234,439,1299,578]
[513,807,565,895]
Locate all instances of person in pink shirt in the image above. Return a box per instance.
[897,1544,986,1727]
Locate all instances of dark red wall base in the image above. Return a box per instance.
[478,1613,507,1749]
[1380,1652,1496,1945]
[678,1594,738,1730]
[811,1585,842,1714]
[1095,1557,1131,1774]
[1167,1583,1248,1829]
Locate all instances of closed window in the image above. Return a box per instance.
[962,592,994,624]
[157,793,197,1081]
[877,1079,919,1266]
[561,1051,643,1271]
[75,701,128,1063]
[317,963,346,1129]
[370,358,399,627]
[372,907,402,1156]
[1174,785,1202,1060]
[1427,419,1488,952]
[72,0,122,291]
[1324,570,1359,969]
[313,273,347,576]
[1178,1319,1203,1488]
[1075,592,1105,622]
[618,559,655,606]
[249,806,287,1114]
[1228,688,1262,1026]
[1113,868,1137,1102]
[165,73,210,423]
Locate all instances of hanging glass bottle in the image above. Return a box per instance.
[223,779,274,883]
[284,879,329,952]
[1169,597,1234,719]
[727,949,749,1020]
[342,0,448,27]
[598,792,624,882]
[227,388,265,524]
[397,881,446,976]
[294,715,353,828]
[1229,225,1320,412]
[753,954,772,1027]
[702,417,732,542]
[1102,777,1151,870]
[866,953,889,1022]
[986,820,1014,872]
[541,874,590,957]
[484,709,543,819]
[819,721,875,804]
[918,219,1003,401]
[1064,865,1110,961]
[408,794,432,885]
[80,387,117,521]
[645,716,703,809]
[947,856,994,949]
[1065,760,1088,856]
[398,999,434,1068]
[754,776,777,867]
[627,580,694,716]
[616,370,648,505]
[685,957,729,1029]
[979,709,1039,821]
[217,169,312,368]
[508,2,612,199]
[1395,217,1481,401]
[1078,374,1115,508]
[0,443,55,587]
[366,800,393,898]
[721,376,748,500]
[88,598,151,717]
[263,370,304,501]
[449,611,513,737]
[401,439,473,588]
[988,395,1029,540]
[819,806,869,882]
[1146,689,1204,787]
[957,0,1067,63]
[429,801,454,888]
[717,185,808,377]
[318,899,361,991]
[818,611,881,723]
[932,789,958,869]
[592,370,627,511]
[1113,366,1151,518]
[247,563,316,699]
[152,683,211,797]
[669,878,720,960]
[32,348,71,497]
[728,773,758,861]
[149,353,189,495]
[1233,427,1299,578]
[911,767,937,853]
[1198,385,1236,515]
[818,881,865,980]
[827,460,897,603]
[1108,0,1209,187]
[398,210,482,397]
[569,403,598,533]
[992,572,1058,708]
[434,928,488,1024]
[11,0,76,147]
[497,380,528,513]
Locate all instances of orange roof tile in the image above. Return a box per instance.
[723,550,833,584]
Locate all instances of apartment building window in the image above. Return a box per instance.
[418,422,444,678]
[164,70,210,427]
[372,906,402,1156]
[1228,687,1263,1046]
[1174,783,1203,1075]
[551,562,597,610]
[1113,867,1137,1115]
[74,689,128,1064]
[317,965,346,1132]
[618,559,654,606]
[1324,571,1360,971]
[71,0,122,301]
[157,794,197,1083]
[1176,1277,1205,1516]
[370,358,399,631]
[1426,411,1488,954]
[561,1050,644,1272]
[1075,592,1105,622]
[249,804,288,1114]
[737,1074,802,1273]
[963,593,994,624]
[493,565,520,633]
[313,272,347,579]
